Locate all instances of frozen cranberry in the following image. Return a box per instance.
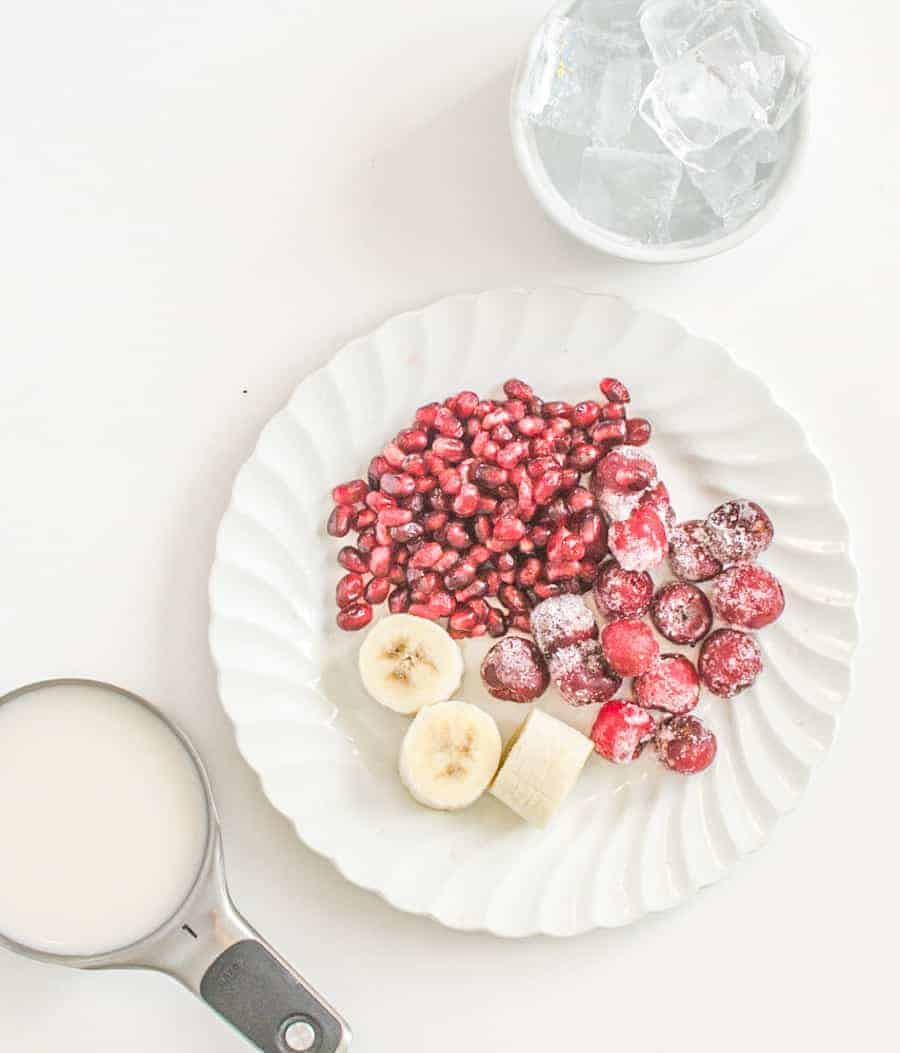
[638,481,675,537]
[593,561,654,619]
[601,619,659,677]
[608,506,668,572]
[592,446,657,496]
[698,628,763,698]
[591,701,655,764]
[599,377,631,404]
[336,602,373,631]
[549,640,621,706]
[633,655,700,715]
[481,637,550,702]
[704,500,774,564]
[530,594,598,657]
[712,564,785,629]
[650,582,712,645]
[655,716,717,774]
[668,520,722,582]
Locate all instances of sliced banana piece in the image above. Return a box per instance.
[491,710,593,827]
[399,700,502,811]
[358,613,463,715]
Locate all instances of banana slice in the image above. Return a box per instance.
[399,700,502,811]
[358,613,464,715]
[491,710,593,827]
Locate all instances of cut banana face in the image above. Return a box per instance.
[399,700,502,811]
[358,614,464,715]
[491,709,593,827]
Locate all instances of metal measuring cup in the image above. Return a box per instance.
[0,679,351,1053]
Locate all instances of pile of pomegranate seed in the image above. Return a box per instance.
[328,373,786,777]
[327,376,651,637]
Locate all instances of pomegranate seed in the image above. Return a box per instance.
[545,560,582,582]
[433,550,460,574]
[337,546,368,574]
[445,521,471,549]
[368,455,390,485]
[474,463,508,491]
[572,509,608,560]
[449,605,480,634]
[432,437,465,463]
[484,607,506,637]
[423,451,446,474]
[599,402,627,421]
[438,468,462,495]
[383,442,406,468]
[468,543,491,565]
[397,428,429,453]
[455,391,479,419]
[365,490,395,512]
[579,559,598,584]
[415,475,438,493]
[351,507,376,531]
[599,377,631,403]
[567,444,600,472]
[493,516,527,544]
[357,528,377,554]
[503,399,527,422]
[559,468,580,492]
[428,489,451,512]
[503,378,534,401]
[547,527,586,563]
[452,483,480,518]
[625,418,651,445]
[432,522,449,544]
[336,602,373,631]
[516,415,544,437]
[529,523,552,549]
[473,399,495,418]
[363,577,390,605]
[378,507,413,527]
[496,551,517,573]
[529,436,554,458]
[498,584,528,611]
[389,564,407,585]
[444,561,477,591]
[374,521,392,546]
[456,579,489,603]
[389,522,424,544]
[443,394,458,412]
[479,569,501,596]
[327,505,352,538]
[543,401,573,418]
[567,487,595,513]
[509,612,532,632]
[474,515,491,543]
[433,407,463,438]
[414,402,440,427]
[336,573,365,608]
[471,431,489,457]
[590,420,627,446]
[534,581,563,599]
[402,454,427,477]
[388,587,411,613]
[534,468,562,504]
[516,557,542,587]
[420,511,445,534]
[423,590,454,617]
[483,440,500,462]
[332,479,368,506]
[571,401,602,427]
[369,545,393,577]
[404,493,427,516]
[482,408,511,430]
[408,603,441,620]
[495,441,527,470]
[491,423,515,444]
[380,473,416,498]
[465,418,482,440]
[477,496,499,514]
[410,542,443,568]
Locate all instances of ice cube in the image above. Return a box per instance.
[638,28,769,172]
[534,126,592,203]
[577,146,683,242]
[747,126,782,164]
[639,0,713,66]
[750,2,811,127]
[572,0,647,33]
[596,57,654,145]
[688,150,756,216]
[668,174,722,241]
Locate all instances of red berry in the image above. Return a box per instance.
[638,481,675,537]
[326,505,352,538]
[608,506,668,572]
[549,639,621,706]
[599,377,631,403]
[712,564,785,629]
[481,636,549,702]
[698,628,763,698]
[331,479,369,506]
[655,716,717,774]
[530,594,598,657]
[593,561,654,619]
[650,582,713,645]
[668,520,723,582]
[337,546,368,574]
[336,602,373,631]
[601,619,659,676]
[591,700,655,764]
[633,655,700,715]
[704,500,774,564]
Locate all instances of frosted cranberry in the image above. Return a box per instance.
[335,573,365,608]
[364,577,391,605]
[481,637,549,702]
[704,500,774,564]
[593,446,657,495]
[655,716,717,774]
[336,602,373,631]
[650,582,712,646]
[572,400,602,427]
[713,564,785,629]
[601,619,659,677]
[593,561,653,619]
[550,640,621,706]
[668,520,722,582]
[388,587,410,613]
[698,628,763,698]
[327,505,352,538]
[572,509,608,560]
[530,594,598,656]
[337,546,368,574]
[608,507,668,572]
[633,655,700,715]
[591,701,655,764]
[625,418,651,446]
[351,507,376,531]
[332,479,368,506]
[638,481,675,536]
[590,419,627,447]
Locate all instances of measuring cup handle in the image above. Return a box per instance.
[199,928,350,1053]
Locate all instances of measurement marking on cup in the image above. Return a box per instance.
[182,924,198,939]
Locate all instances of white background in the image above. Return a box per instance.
[0,1,895,1050]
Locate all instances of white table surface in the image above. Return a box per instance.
[1,2,895,1050]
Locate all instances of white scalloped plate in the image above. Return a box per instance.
[209,288,858,937]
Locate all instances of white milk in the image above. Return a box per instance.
[0,682,209,956]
